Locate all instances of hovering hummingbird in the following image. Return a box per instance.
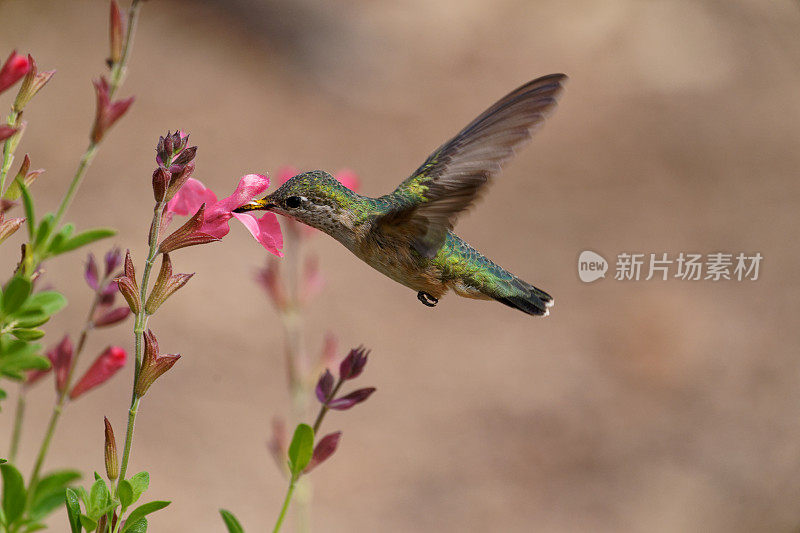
[235,73,567,315]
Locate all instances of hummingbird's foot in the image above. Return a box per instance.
[417,291,438,307]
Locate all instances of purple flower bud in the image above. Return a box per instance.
[104,247,122,276]
[85,254,99,290]
[93,306,131,327]
[152,167,171,202]
[315,369,334,403]
[327,387,376,410]
[339,346,369,381]
[304,431,341,473]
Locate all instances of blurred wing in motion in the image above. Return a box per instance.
[375,74,567,257]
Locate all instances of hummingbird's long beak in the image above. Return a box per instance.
[233,197,275,213]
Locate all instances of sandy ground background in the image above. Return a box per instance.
[1,0,800,531]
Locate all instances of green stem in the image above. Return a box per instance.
[51,143,97,228]
[272,476,298,533]
[115,396,139,489]
[114,200,164,495]
[8,388,25,462]
[0,110,21,196]
[25,275,108,507]
[51,0,142,230]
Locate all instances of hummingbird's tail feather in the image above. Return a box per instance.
[491,278,553,316]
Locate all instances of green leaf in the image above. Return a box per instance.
[2,276,32,315]
[29,470,81,521]
[126,472,149,506]
[49,223,74,252]
[120,501,170,533]
[11,328,44,341]
[78,514,97,531]
[22,522,47,532]
[33,213,54,251]
[0,353,50,375]
[19,180,35,238]
[125,517,147,533]
[13,308,50,328]
[88,478,110,519]
[219,509,245,533]
[49,228,116,256]
[1,462,27,525]
[24,291,67,315]
[118,480,133,510]
[0,459,6,464]
[65,489,82,533]
[287,424,314,476]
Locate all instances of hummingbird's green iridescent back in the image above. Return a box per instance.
[235,74,567,315]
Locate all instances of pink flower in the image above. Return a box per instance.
[165,175,283,256]
[0,51,30,94]
[70,346,127,399]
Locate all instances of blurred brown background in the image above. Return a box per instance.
[1,0,800,531]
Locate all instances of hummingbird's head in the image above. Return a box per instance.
[234,170,362,241]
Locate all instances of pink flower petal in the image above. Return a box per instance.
[232,211,284,256]
[166,178,217,216]
[216,173,270,213]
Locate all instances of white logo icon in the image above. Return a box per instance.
[578,251,608,282]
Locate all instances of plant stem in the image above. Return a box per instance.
[25,276,108,507]
[272,476,298,533]
[51,0,142,230]
[114,200,164,493]
[52,143,97,228]
[0,110,21,196]
[8,388,25,462]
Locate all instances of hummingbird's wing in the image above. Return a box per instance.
[374,73,567,257]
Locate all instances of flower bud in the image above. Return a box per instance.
[2,154,45,201]
[339,346,369,381]
[315,369,334,403]
[144,254,193,314]
[172,146,197,167]
[93,306,131,327]
[104,417,119,481]
[13,55,55,112]
[164,160,194,201]
[91,77,134,143]
[134,330,180,397]
[303,432,341,473]
[115,250,141,313]
[108,1,124,66]
[298,256,324,305]
[267,417,288,473]
[0,125,17,142]
[0,51,30,94]
[152,167,171,202]
[158,204,220,253]
[115,276,140,314]
[327,387,376,410]
[50,336,73,395]
[255,259,288,311]
[104,247,122,276]
[70,346,127,399]
[85,253,99,290]
[0,213,24,245]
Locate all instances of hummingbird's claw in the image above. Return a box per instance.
[417,291,438,307]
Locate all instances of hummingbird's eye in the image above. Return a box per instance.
[285,196,302,209]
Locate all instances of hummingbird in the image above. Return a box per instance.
[235,73,567,315]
